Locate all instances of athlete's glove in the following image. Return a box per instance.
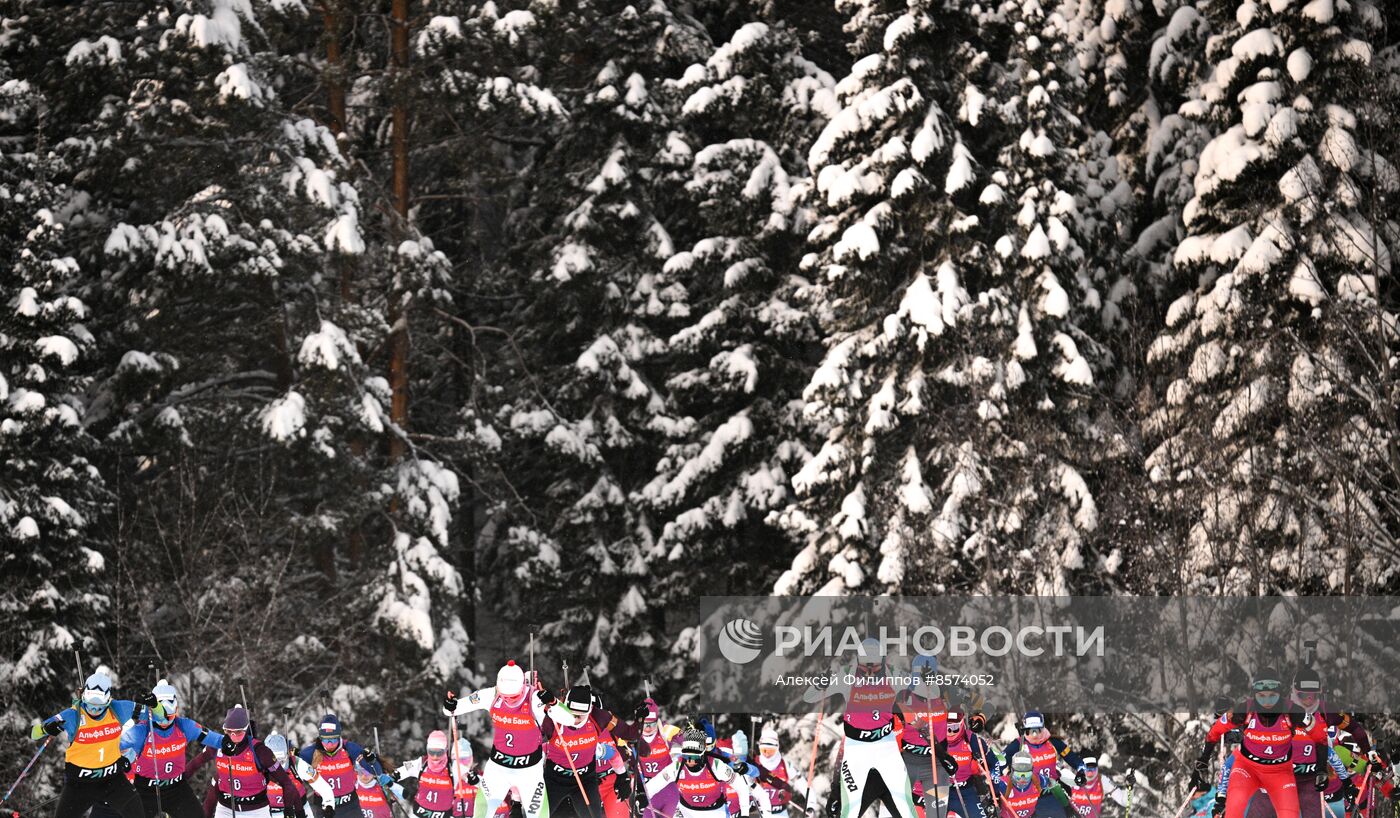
[940,754,959,776]
[467,770,481,786]
[1343,777,1360,807]
[1211,794,1226,816]
[1075,769,1087,787]
[631,702,650,724]
[117,756,132,773]
[221,736,240,755]
[443,691,458,715]
[33,720,62,740]
[1315,773,1329,791]
[537,688,557,707]
[378,774,394,788]
[1224,729,1243,747]
[615,773,632,798]
[591,691,605,712]
[1189,758,1210,794]
[968,713,986,734]
[731,760,749,775]
[360,749,379,767]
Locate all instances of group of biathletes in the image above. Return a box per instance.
[12,643,1396,818]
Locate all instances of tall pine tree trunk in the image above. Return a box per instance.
[321,0,348,139]
[321,0,361,572]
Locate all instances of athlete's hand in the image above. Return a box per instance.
[1189,761,1209,794]
[1211,795,1226,816]
[222,736,240,755]
[443,691,458,715]
[1343,777,1360,801]
[632,702,650,724]
[968,713,986,734]
[467,770,481,786]
[940,754,958,776]
[117,756,132,773]
[537,688,557,707]
[361,749,379,767]
[1315,773,1329,791]
[1075,769,1087,787]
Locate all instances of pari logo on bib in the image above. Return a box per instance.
[718,618,764,664]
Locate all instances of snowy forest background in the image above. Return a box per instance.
[4,0,1400,808]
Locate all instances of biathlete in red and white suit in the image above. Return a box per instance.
[633,699,683,818]
[1192,668,1329,818]
[753,728,800,818]
[393,732,487,818]
[193,706,305,818]
[444,662,550,818]
[1060,758,1127,818]
[644,729,753,818]
[540,685,645,818]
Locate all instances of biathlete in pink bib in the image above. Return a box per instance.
[444,661,551,818]
[804,640,918,818]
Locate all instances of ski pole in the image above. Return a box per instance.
[1122,773,1134,818]
[1,737,53,803]
[448,708,466,818]
[556,661,591,806]
[973,732,1001,815]
[371,727,409,818]
[148,663,170,818]
[804,703,824,810]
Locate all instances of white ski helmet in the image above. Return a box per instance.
[857,637,884,667]
[82,672,113,713]
[153,680,179,723]
[265,733,290,763]
[758,727,780,750]
[497,660,525,697]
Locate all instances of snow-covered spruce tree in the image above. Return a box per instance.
[1128,0,1215,301]
[489,0,709,686]
[640,22,833,687]
[0,0,467,717]
[774,0,1127,596]
[1143,0,1400,592]
[0,78,110,784]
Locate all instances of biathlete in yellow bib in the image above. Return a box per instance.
[30,672,145,818]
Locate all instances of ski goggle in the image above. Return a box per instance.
[1252,679,1282,691]
[1012,771,1034,787]
[427,748,448,758]
[82,688,112,710]
[226,728,247,739]
[759,746,778,757]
